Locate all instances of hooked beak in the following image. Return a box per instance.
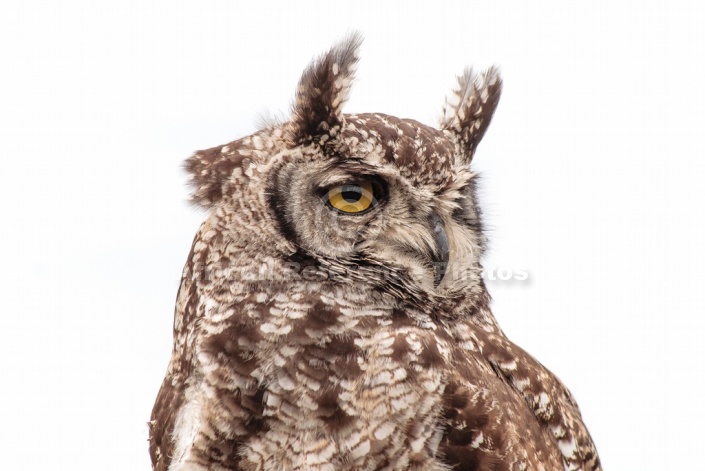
[428,211,450,286]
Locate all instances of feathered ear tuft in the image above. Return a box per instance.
[288,32,363,143]
[440,67,502,162]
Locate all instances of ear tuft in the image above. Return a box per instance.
[288,32,363,143]
[440,66,502,162]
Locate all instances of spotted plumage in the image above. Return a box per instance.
[149,33,601,471]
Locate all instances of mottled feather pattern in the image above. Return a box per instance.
[288,32,362,144]
[441,67,503,161]
[150,35,601,471]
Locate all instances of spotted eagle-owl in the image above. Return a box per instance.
[149,34,601,471]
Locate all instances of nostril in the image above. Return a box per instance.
[428,211,450,286]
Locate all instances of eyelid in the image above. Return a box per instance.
[317,174,385,193]
[313,165,388,187]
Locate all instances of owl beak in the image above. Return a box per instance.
[429,211,450,286]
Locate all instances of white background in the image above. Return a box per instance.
[1,1,703,469]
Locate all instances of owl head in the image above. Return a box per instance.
[185,33,502,310]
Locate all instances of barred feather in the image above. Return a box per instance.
[440,67,503,162]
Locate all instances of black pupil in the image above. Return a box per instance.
[341,185,363,203]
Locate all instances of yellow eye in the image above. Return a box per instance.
[326,181,376,214]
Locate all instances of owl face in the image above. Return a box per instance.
[266,114,481,295]
[185,34,501,306]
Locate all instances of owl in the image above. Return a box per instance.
[149,34,601,471]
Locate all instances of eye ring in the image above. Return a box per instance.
[325,181,377,214]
